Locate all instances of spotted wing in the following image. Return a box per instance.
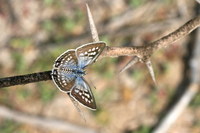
[52,69,76,92]
[52,50,77,92]
[76,41,106,68]
[53,50,78,68]
[70,77,96,110]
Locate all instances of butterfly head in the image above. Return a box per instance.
[72,68,86,77]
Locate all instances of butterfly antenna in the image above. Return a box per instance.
[68,95,86,122]
[85,76,97,90]
[89,78,97,90]
[86,3,99,42]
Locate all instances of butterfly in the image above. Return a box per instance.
[51,41,106,110]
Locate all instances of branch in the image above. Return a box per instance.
[101,16,200,58]
[0,105,97,133]
[1,16,200,88]
[0,71,51,88]
[152,18,200,133]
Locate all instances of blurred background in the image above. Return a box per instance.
[0,0,199,133]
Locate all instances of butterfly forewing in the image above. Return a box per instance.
[52,50,78,92]
[70,77,96,110]
[54,50,78,68]
[76,41,106,68]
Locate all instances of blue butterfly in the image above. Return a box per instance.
[52,42,106,110]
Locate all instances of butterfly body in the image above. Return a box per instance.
[58,66,85,77]
[52,42,106,110]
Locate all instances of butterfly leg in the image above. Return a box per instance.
[67,93,86,122]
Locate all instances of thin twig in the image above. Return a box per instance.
[0,71,51,88]
[0,105,97,133]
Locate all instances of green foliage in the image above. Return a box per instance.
[64,10,84,31]
[0,89,11,105]
[10,38,32,49]
[92,108,110,125]
[43,0,62,7]
[17,89,31,100]
[31,53,54,71]
[163,0,174,4]
[94,86,115,104]
[41,12,84,42]
[37,83,57,102]
[92,58,117,79]
[147,89,158,106]
[131,68,145,82]
[75,9,84,21]
[100,36,111,46]
[12,53,26,73]
[63,18,76,32]
[51,47,67,59]
[100,86,115,102]
[134,126,151,133]
[129,0,147,8]
[191,94,200,107]
[42,20,55,32]
[43,0,54,5]
[193,119,200,127]
[0,120,24,133]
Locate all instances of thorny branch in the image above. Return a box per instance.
[152,21,200,133]
[1,7,200,88]
[101,16,200,58]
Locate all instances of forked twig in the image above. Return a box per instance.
[1,6,200,88]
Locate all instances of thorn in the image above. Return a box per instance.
[68,94,86,122]
[119,56,139,74]
[86,3,99,42]
[145,60,157,86]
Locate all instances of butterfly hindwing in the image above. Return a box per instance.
[52,69,76,92]
[70,77,96,110]
[52,50,78,92]
[76,41,106,68]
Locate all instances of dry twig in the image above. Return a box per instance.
[0,5,200,87]
[0,105,97,133]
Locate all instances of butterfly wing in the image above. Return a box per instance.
[76,41,106,69]
[70,77,96,110]
[53,49,78,68]
[52,50,78,92]
[52,69,76,92]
